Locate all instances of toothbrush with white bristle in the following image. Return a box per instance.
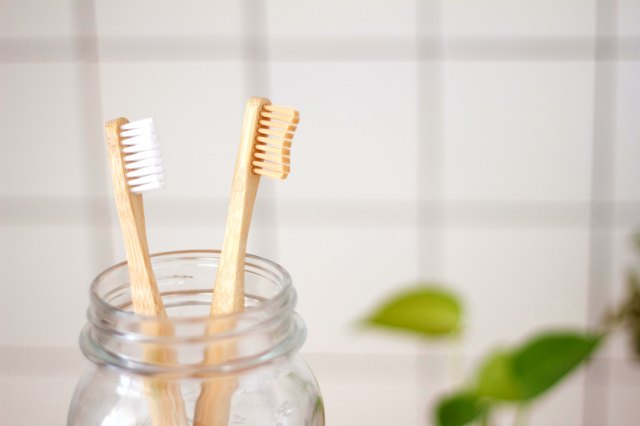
[122,118,165,193]
[104,117,188,426]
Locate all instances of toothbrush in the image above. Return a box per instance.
[194,98,299,425]
[104,117,188,426]
[211,97,298,315]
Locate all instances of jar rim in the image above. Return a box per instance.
[90,249,293,325]
[83,249,305,376]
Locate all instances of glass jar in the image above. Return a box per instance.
[68,250,324,426]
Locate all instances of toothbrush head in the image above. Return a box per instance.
[119,118,165,193]
[252,104,299,180]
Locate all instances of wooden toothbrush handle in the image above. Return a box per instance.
[211,97,269,315]
[194,97,270,426]
[211,172,260,314]
[106,118,164,315]
[105,119,188,426]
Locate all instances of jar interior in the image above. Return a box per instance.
[94,251,288,318]
[82,250,303,376]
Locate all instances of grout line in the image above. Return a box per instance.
[583,1,618,425]
[2,36,640,63]
[3,197,639,229]
[71,0,115,273]
[2,345,637,377]
[415,0,446,424]
[241,0,271,96]
[415,0,446,279]
[240,0,280,260]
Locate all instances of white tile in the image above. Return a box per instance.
[277,227,419,355]
[614,62,640,201]
[95,0,242,38]
[106,198,280,283]
[442,0,596,37]
[608,358,640,426]
[110,225,279,276]
[269,62,418,201]
[618,0,640,37]
[0,0,76,38]
[99,62,246,200]
[443,229,590,355]
[525,370,586,426]
[606,331,635,362]
[0,348,87,425]
[0,346,86,376]
[320,379,418,425]
[608,384,640,426]
[109,224,224,263]
[303,353,419,426]
[0,226,97,347]
[0,374,79,425]
[275,199,417,229]
[107,203,278,256]
[0,64,92,197]
[443,62,594,202]
[266,0,416,37]
[415,353,464,426]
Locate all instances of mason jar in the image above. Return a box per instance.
[68,250,324,426]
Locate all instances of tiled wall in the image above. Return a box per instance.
[1,1,639,425]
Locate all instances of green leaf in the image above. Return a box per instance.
[511,332,602,400]
[476,350,523,401]
[363,286,462,337]
[435,392,487,426]
[475,332,602,402]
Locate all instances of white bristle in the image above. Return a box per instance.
[120,118,165,193]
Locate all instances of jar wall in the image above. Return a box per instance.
[68,355,324,426]
[67,251,324,426]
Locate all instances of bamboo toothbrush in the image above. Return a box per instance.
[193,97,299,425]
[104,117,188,426]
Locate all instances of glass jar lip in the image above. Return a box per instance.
[90,249,294,326]
[83,250,306,374]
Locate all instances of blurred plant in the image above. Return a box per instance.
[603,234,640,358]
[363,234,640,426]
[364,286,462,338]
[434,331,601,426]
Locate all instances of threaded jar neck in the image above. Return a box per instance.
[80,250,306,378]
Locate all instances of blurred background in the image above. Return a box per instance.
[1,0,639,425]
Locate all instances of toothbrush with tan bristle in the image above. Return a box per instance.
[104,117,188,426]
[194,97,299,425]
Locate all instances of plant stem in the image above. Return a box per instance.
[448,334,464,385]
[479,410,490,426]
[514,405,529,426]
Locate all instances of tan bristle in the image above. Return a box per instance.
[257,136,291,148]
[254,151,291,165]
[260,111,300,125]
[258,127,294,139]
[252,160,290,173]
[259,119,296,131]
[253,168,288,179]
[263,104,296,114]
[253,104,298,180]
[255,144,290,156]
